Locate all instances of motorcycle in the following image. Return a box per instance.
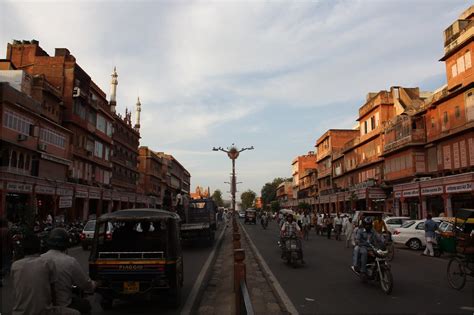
[261,216,268,229]
[351,243,393,294]
[281,235,303,267]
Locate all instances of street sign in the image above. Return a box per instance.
[59,196,72,208]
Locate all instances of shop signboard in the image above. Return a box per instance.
[35,185,55,195]
[56,188,73,196]
[89,190,101,200]
[421,186,443,196]
[75,190,88,199]
[112,192,121,201]
[369,193,386,199]
[394,191,402,198]
[330,195,337,203]
[103,190,112,201]
[402,189,419,197]
[59,196,73,208]
[7,182,33,193]
[445,182,473,193]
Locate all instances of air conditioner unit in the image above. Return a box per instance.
[17,134,28,141]
[73,87,81,97]
[38,143,47,151]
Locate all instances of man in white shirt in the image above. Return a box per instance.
[42,228,95,314]
[334,213,344,241]
[12,234,79,315]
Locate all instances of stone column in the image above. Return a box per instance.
[421,197,427,219]
[83,199,89,221]
[442,194,452,217]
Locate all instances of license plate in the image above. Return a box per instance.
[123,281,139,294]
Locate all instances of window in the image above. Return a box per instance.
[86,140,94,152]
[73,100,86,119]
[431,117,435,128]
[455,106,460,118]
[443,111,448,125]
[39,128,66,148]
[452,64,458,78]
[364,121,368,134]
[94,141,103,158]
[3,111,33,135]
[457,55,465,73]
[465,50,472,69]
[105,146,110,161]
[96,115,106,133]
[371,116,375,130]
[106,121,113,137]
[87,110,96,126]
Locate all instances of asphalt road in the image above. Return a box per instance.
[242,219,474,315]
[1,230,218,315]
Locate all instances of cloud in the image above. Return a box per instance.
[1,0,471,197]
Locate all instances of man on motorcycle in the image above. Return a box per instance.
[280,215,304,263]
[41,228,96,314]
[351,217,383,276]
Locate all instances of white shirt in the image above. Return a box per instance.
[41,250,94,307]
[12,255,56,315]
[334,217,343,225]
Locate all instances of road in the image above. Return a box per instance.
[0,231,219,315]
[242,219,473,314]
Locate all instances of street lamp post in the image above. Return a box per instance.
[213,144,254,213]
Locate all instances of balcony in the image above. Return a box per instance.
[317,167,331,179]
[444,19,473,54]
[383,129,426,154]
[342,136,360,153]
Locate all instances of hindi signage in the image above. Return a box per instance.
[421,186,443,196]
[56,188,73,196]
[402,189,419,197]
[75,190,88,198]
[59,196,72,208]
[7,182,33,193]
[89,190,101,200]
[446,182,473,193]
[35,185,55,195]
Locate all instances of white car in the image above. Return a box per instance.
[384,216,410,233]
[392,218,442,250]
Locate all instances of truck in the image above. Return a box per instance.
[178,198,217,244]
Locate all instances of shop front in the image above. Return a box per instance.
[74,188,88,222]
[35,185,56,221]
[88,189,101,219]
[394,172,474,218]
[56,187,73,223]
[5,182,33,222]
[102,190,113,214]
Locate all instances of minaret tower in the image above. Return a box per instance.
[109,66,118,113]
[134,97,141,132]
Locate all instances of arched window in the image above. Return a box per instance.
[18,153,24,169]
[11,151,17,168]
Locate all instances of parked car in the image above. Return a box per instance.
[81,220,113,250]
[392,218,443,250]
[384,216,410,233]
[238,211,245,218]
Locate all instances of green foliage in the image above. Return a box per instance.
[211,189,224,207]
[241,189,257,210]
[298,202,311,211]
[260,177,289,206]
[270,200,280,213]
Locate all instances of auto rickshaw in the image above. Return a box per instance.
[436,215,474,255]
[89,209,183,309]
[244,209,257,224]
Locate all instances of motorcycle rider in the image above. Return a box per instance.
[260,211,268,228]
[41,228,96,314]
[351,217,383,277]
[280,214,304,263]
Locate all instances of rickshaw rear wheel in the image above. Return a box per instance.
[100,298,113,310]
[447,256,466,290]
[168,275,182,308]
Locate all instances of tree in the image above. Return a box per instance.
[261,177,291,206]
[270,200,280,213]
[298,202,311,211]
[211,189,224,207]
[241,189,257,210]
[261,178,285,205]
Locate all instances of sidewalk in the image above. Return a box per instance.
[197,225,286,315]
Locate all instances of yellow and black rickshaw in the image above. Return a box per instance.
[89,209,183,309]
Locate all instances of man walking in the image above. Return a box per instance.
[334,213,343,241]
[343,218,355,248]
[423,214,439,257]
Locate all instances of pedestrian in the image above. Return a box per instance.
[343,218,355,248]
[423,213,439,257]
[317,213,324,236]
[302,212,311,240]
[11,233,79,315]
[41,228,96,314]
[334,213,343,241]
[325,214,333,240]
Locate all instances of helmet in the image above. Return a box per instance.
[363,217,373,230]
[47,228,69,250]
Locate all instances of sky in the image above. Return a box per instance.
[0,0,471,201]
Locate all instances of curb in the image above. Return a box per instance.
[180,225,227,315]
[239,223,299,315]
